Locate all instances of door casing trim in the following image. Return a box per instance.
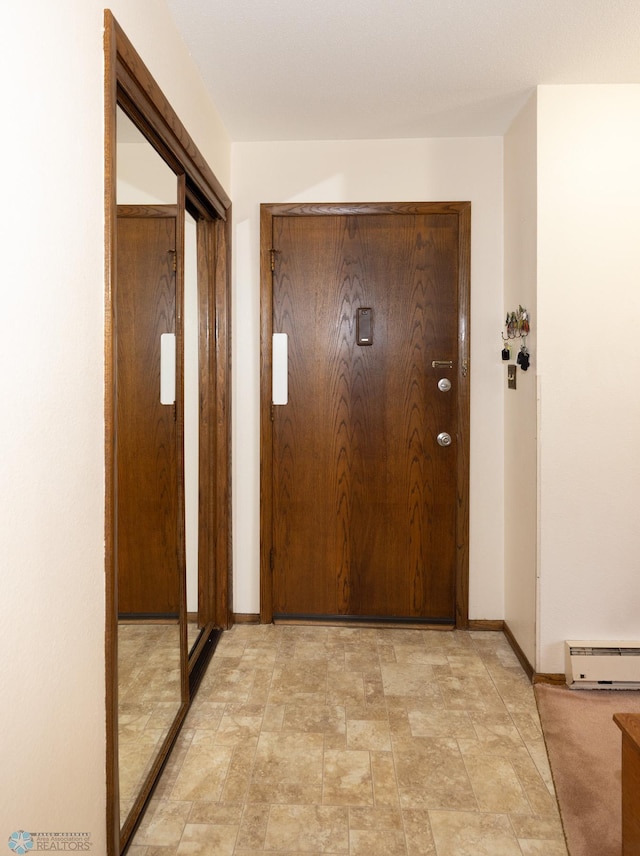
[259,201,470,628]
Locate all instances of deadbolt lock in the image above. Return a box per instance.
[437,432,452,447]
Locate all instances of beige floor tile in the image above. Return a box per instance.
[522,737,557,793]
[370,750,401,808]
[183,701,226,730]
[322,749,374,805]
[153,730,196,799]
[407,708,474,739]
[188,802,244,825]
[391,644,449,667]
[171,732,234,801]
[134,800,192,848]
[262,703,286,731]
[264,804,349,852]
[437,675,505,711]
[363,675,386,706]
[380,663,438,698]
[387,708,417,746]
[237,646,279,668]
[467,712,527,753]
[324,731,348,751]
[325,668,366,705]
[377,628,431,646]
[346,719,391,750]
[401,808,437,856]
[510,753,559,816]
[395,738,477,811]
[131,847,177,856]
[220,743,258,803]
[294,640,346,662]
[248,731,324,803]
[346,701,389,721]
[214,706,264,747]
[344,650,383,671]
[235,803,270,850]
[376,641,398,663]
[282,703,346,734]
[445,652,490,677]
[518,840,569,855]
[510,710,544,741]
[509,813,565,840]
[197,667,251,703]
[235,852,321,856]
[146,702,186,731]
[248,668,275,703]
[271,662,328,696]
[349,828,407,855]
[176,822,238,855]
[429,810,522,856]
[348,806,403,830]
[462,754,531,813]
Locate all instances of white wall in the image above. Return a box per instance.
[0,2,229,849]
[231,137,505,619]
[503,94,538,665]
[536,85,640,672]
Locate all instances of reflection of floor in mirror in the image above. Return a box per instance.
[118,623,183,823]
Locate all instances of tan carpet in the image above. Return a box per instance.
[535,683,640,856]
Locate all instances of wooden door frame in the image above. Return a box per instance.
[260,202,470,628]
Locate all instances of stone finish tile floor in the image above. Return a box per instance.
[128,625,568,855]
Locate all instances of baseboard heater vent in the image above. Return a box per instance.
[565,640,640,690]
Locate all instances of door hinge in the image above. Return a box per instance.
[270,403,275,422]
[269,248,279,272]
[269,548,275,573]
[169,249,177,273]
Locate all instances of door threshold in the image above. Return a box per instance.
[273,614,455,631]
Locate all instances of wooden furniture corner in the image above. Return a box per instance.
[614,712,640,856]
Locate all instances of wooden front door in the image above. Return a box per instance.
[116,205,183,617]
[261,202,470,626]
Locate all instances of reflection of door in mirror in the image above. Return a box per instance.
[115,108,183,827]
[117,207,179,615]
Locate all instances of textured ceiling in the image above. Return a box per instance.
[165,0,640,140]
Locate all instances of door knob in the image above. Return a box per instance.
[437,432,452,447]
[437,378,452,392]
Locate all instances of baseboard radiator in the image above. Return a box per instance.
[565,641,640,690]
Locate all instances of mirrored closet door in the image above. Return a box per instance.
[105,12,231,854]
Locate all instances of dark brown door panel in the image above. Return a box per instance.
[262,203,470,625]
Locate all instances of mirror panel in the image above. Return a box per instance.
[115,107,184,833]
